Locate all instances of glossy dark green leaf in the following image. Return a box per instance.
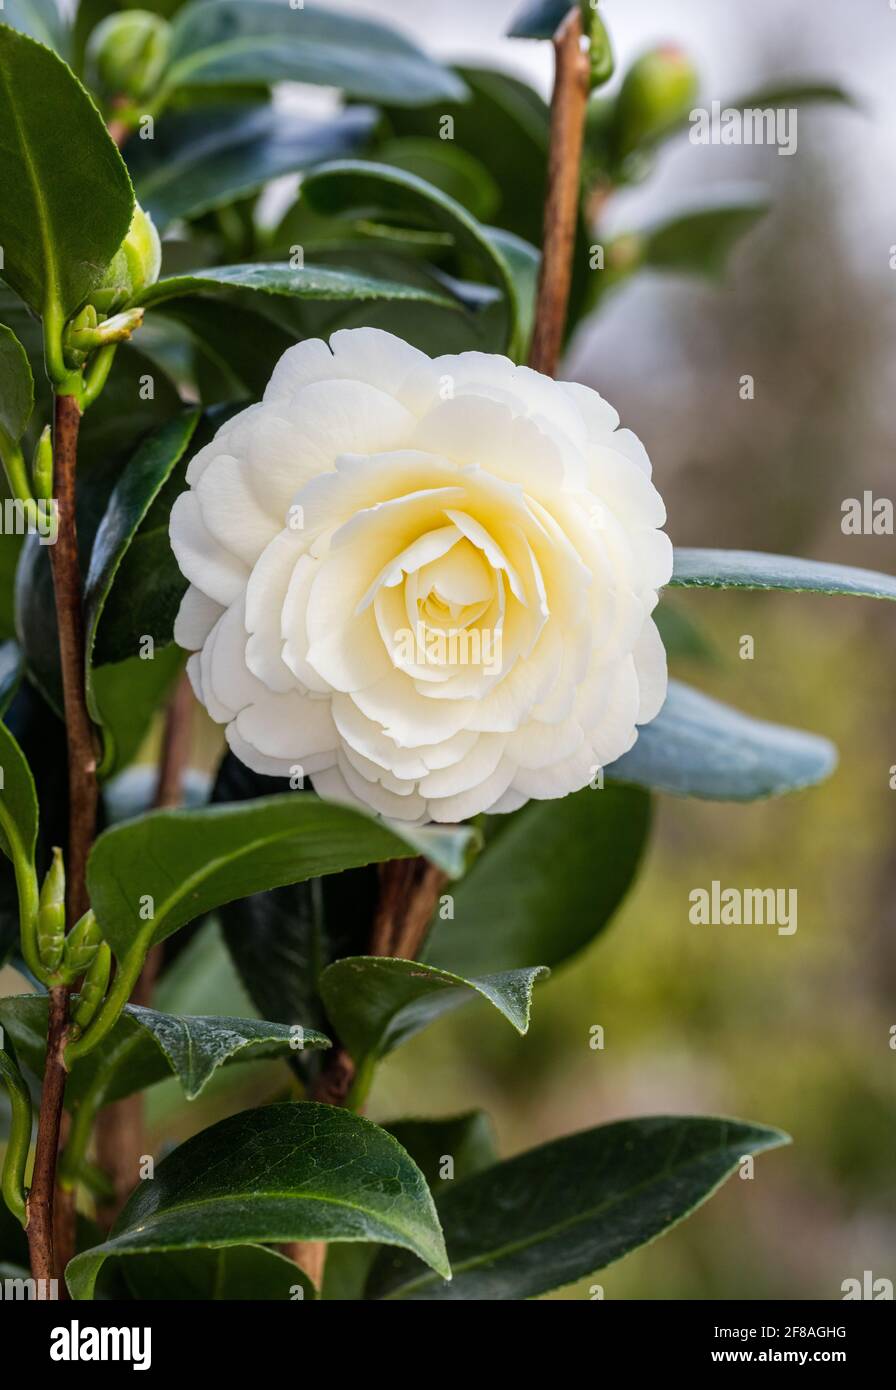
[368,1115,789,1299]
[0,323,33,442]
[642,190,770,280]
[83,412,199,773]
[211,755,378,1082]
[507,0,568,40]
[302,161,531,356]
[149,297,294,402]
[90,646,184,778]
[67,1102,450,1299]
[87,793,473,957]
[164,1,467,107]
[671,548,896,601]
[0,992,327,1103]
[122,1243,315,1300]
[387,1112,497,1190]
[608,680,837,800]
[137,261,458,314]
[0,24,133,318]
[384,68,550,249]
[376,137,500,222]
[323,1110,497,1300]
[129,104,376,229]
[92,404,240,664]
[426,784,649,978]
[319,957,548,1074]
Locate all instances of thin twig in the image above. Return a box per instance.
[27,393,99,1290]
[528,6,591,377]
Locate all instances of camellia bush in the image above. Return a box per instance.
[0,0,892,1304]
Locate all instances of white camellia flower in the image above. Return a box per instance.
[170,329,671,823]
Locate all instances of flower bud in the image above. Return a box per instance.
[91,204,161,314]
[72,943,112,1030]
[612,44,699,162]
[86,10,171,102]
[36,848,65,972]
[31,426,53,503]
[62,909,102,976]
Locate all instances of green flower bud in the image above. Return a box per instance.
[31,425,53,503]
[587,11,614,89]
[62,909,102,976]
[91,204,161,314]
[86,10,171,103]
[36,847,65,972]
[612,44,699,162]
[72,943,112,1031]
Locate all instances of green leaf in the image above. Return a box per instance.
[323,1110,497,1300]
[164,1,467,107]
[0,24,133,318]
[91,404,240,664]
[426,784,650,977]
[302,161,531,357]
[83,411,200,774]
[726,79,856,112]
[368,1115,790,1300]
[0,993,328,1103]
[0,323,34,443]
[152,297,295,402]
[642,188,770,280]
[608,679,837,800]
[66,1102,450,1300]
[384,68,551,250]
[387,1113,497,1190]
[210,755,378,1081]
[319,957,548,1074]
[121,1243,315,1301]
[375,138,500,223]
[124,1004,328,1099]
[90,646,184,779]
[0,0,68,57]
[86,793,473,957]
[137,261,459,313]
[129,104,376,229]
[507,0,568,40]
[0,716,37,866]
[671,547,896,601]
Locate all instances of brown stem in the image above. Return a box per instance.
[288,857,447,1284]
[50,395,98,926]
[528,6,591,377]
[27,394,99,1289]
[25,987,69,1293]
[93,670,194,1227]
